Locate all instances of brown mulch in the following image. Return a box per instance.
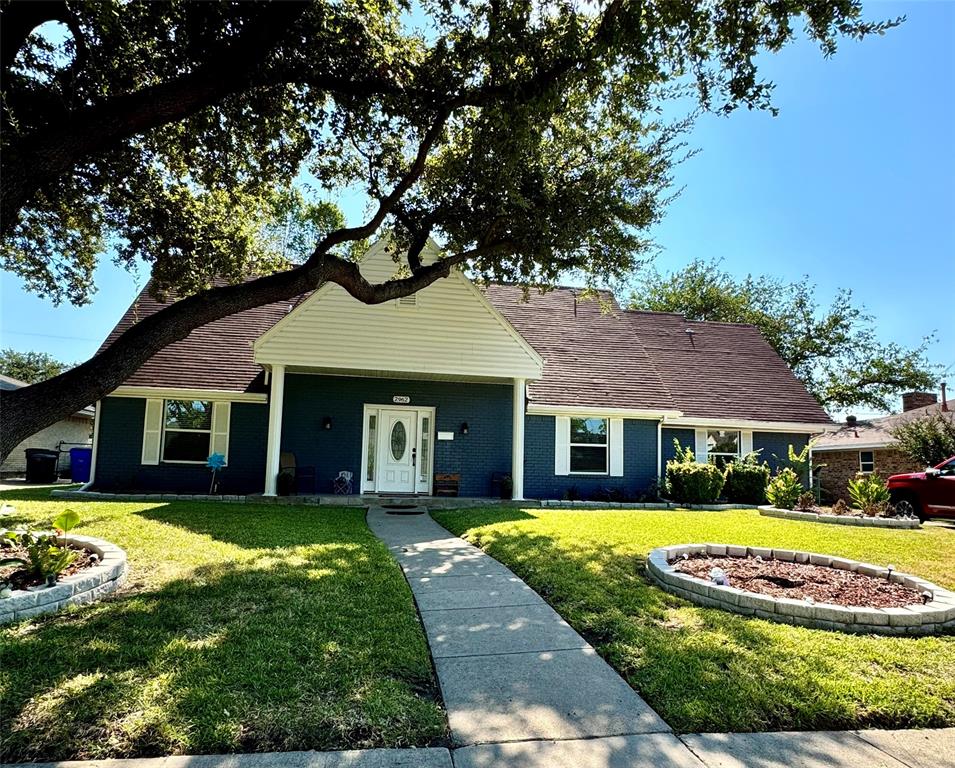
[0,543,95,590]
[673,554,925,608]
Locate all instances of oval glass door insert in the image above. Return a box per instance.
[390,421,407,461]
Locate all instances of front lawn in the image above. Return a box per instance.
[0,489,446,762]
[432,507,955,733]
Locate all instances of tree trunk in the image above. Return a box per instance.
[0,254,457,462]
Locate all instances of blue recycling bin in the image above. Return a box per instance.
[69,447,93,483]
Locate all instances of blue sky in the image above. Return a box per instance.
[2,1,953,404]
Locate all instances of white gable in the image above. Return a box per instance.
[253,238,543,381]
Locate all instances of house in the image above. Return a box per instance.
[812,390,953,500]
[86,239,832,499]
[0,374,93,478]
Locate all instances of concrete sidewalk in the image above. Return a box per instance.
[366,505,669,747]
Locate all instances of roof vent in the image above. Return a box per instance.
[846,415,858,427]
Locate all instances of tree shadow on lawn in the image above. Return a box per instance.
[433,510,955,734]
[1,550,447,762]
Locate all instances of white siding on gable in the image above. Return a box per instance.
[254,239,543,380]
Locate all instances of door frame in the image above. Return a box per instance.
[360,403,436,495]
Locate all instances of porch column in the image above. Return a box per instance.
[511,377,526,500]
[263,364,286,496]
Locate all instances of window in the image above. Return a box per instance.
[569,417,608,473]
[162,400,212,463]
[705,430,740,468]
[419,415,431,483]
[366,413,377,482]
[859,450,875,473]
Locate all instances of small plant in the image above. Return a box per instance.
[831,498,850,516]
[796,491,816,512]
[766,468,802,510]
[498,474,513,500]
[2,510,81,582]
[847,473,891,516]
[276,468,295,496]
[772,443,815,488]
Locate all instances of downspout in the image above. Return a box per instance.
[77,399,101,492]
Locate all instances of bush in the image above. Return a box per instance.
[847,473,890,516]
[796,492,816,512]
[666,461,725,504]
[766,468,802,509]
[831,498,849,515]
[890,413,955,468]
[723,460,770,504]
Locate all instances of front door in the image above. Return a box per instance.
[376,409,417,493]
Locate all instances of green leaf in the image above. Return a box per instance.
[52,510,80,534]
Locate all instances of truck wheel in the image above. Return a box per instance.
[891,493,922,521]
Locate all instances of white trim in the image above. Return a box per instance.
[555,416,570,476]
[211,401,231,464]
[512,378,526,499]
[694,429,708,465]
[664,416,828,432]
[741,430,754,456]
[89,400,101,484]
[159,400,214,465]
[567,416,610,475]
[530,403,683,419]
[812,442,894,452]
[141,399,163,465]
[656,419,663,479]
[608,418,624,477]
[263,364,286,496]
[112,386,267,404]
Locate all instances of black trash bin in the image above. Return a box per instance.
[24,448,59,484]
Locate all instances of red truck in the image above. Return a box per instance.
[888,456,955,520]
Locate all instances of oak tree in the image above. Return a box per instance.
[0,0,899,459]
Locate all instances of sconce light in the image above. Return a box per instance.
[322,416,333,430]
[461,422,470,435]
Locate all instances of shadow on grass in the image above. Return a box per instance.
[1,544,446,762]
[432,508,955,734]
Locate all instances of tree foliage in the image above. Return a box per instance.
[0,0,901,459]
[629,259,936,411]
[890,413,955,468]
[0,349,73,384]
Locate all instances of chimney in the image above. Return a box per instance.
[901,391,938,412]
[846,415,858,427]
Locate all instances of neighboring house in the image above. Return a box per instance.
[812,392,953,501]
[86,239,832,499]
[0,374,94,478]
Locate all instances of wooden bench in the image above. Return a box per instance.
[434,473,460,497]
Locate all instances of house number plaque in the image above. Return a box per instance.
[392,395,411,404]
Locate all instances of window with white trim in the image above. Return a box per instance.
[162,400,212,463]
[859,450,875,473]
[569,417,608,474]
[707,430,740,468]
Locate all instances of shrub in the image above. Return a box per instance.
[723,459,770,504]
[847,473,890,516]
[666,461,725,504]
[890,413,955,468]
[772,443,813,488]
[2,510,81,581]
[796,492,816,512]
[766,468,802,509]
[831,498,849,515]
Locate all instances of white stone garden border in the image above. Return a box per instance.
[0,532,127,624]
[646,543,955,635]
[758,505,920,529]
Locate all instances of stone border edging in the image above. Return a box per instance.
[758,505,920,529]
[0,532,127,624]
[646,543,955,635]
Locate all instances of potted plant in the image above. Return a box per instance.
[499,474,513,500]
[277,468,295,496]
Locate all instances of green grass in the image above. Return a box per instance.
[432,507,955,733]
[0,488,446,762]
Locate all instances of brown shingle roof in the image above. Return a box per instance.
[98,282,293,393]
[813,401,953,450]
[624,311,832,424]
[484,285,677,412]
[99,280,831,425]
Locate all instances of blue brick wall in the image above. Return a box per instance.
[523,415,659,500]
[93,397,268,493]
[754,432,809,473]
[280,374,512,496]
[661,427,695,466]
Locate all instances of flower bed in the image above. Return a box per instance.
[646,543,955,635]
[0,533,126,624]
[758,505,919,528]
